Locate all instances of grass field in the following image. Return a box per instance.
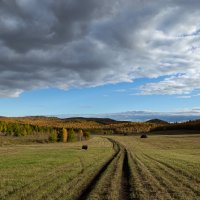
[111,134,200,200]
[0,137,114,200]
[0,133,200,200]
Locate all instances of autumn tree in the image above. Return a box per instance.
[83,131,90,140]
[61,128,68,143]
[78,129,83,141]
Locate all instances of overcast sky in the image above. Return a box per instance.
[0,0,200,118]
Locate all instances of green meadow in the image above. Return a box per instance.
[0,133,200,200]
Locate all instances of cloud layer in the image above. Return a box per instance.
[0,0,200,97]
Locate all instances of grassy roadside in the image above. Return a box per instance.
[0,137,114,200]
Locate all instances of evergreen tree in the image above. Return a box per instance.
[13,124,21,136]
[67,129,76,142]
[49,130,58,142]
[22,129,27,136]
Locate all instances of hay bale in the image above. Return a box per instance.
[140,134,148,138]
[82,145,88,150]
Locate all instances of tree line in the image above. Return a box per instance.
[151,120,200,132]
[49,128,90,143]
[0,121,52,136]
[0,121,90,142]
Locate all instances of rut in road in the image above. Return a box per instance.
[76,138,135,200]
[76,138,120,200]
[120,149,132,200]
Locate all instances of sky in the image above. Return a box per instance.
[0,0,200,120]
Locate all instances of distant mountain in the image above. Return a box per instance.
[50,109,200,123]
[146,119,169,125]
[79,110,200,123]
[62,117,119,125]
[24,116,60,120]
[0,116,124,129]
[151,118,200,132]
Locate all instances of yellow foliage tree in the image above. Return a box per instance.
[78,129,83,141]
[62,128,68,143]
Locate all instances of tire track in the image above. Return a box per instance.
[120,149,132,200]
[52,154,120,200]
[76,138,120,200]
[76,137,134,200]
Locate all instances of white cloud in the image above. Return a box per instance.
[0,89,23,98]
[176,95,191,99]
[139,71,200,95]
[0,0,200,97]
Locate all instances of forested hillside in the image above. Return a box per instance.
[1,116,200,139]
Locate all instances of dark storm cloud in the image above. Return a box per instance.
[0,0,200,97]
[0,0,111,52]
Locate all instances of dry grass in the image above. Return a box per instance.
[110,134,200,200]
[0,137,114,200]
[1,133,200,200]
